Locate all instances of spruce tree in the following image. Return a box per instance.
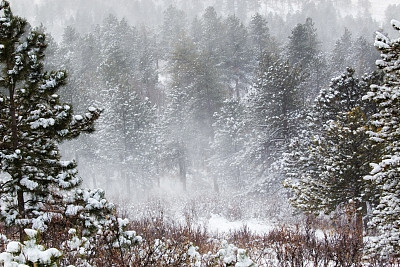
[0,0,100,239]
[287,17,327,104]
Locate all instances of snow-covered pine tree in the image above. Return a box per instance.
[125,93,159,195]
[248,13,271,59]
[353,35,379,77]
[222,15,252,99]
[284,68,382,230]
[198,6,223,61]
[0,0,100,239]
[287,17,319,68]
[287,17,328,105]
[363,19,400,259]
[330,28,354,76]
[161,5,187,59]
[135,26,159,103]
[330,29,379,78]
[209,99,246,192]
[161,33,224,191]
[244,52,303,191]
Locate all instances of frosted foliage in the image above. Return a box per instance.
[284,68,375,216]
[0,229,61,267]
[216,241,256,267]
[0,0,101,231]
[392,19,400,31]
[218,241,238,265]
[159,241,257,267]
[364,19,400,258]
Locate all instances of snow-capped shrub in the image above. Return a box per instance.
[190,240,256,267]
[0,229,61,267]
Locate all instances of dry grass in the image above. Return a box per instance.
[1,200,400,266]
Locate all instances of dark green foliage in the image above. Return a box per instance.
[284,68,382,220]
[0,0,100,234]
[288,17,319,68]
[243,52,304,190]
[248,13,271,58]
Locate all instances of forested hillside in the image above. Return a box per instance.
[1,0,400,265]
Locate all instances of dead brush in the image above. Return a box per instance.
[264,225,309,267]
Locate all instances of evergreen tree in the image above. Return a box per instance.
[136,26,159,103]
[57,29,103,189]
[160,35,197,191]
[244,53,303,188]
[248,13,271,59]
[160,5,187,58]
[124,93,159,196]
[159,87,191,191]
[0,0,100,239]
[57,26,82,108]
[330,28,354,76]
[287,17,319,68]
[93,15,142,196]
[161,33,224,191]
[222,15,252,98]
[287,17,327,104]
[199,6,223,57]
[329,29,378,78]
[209,99,246,192]
[284,68,382,231]
[353,35,379,76]
[363,20,400,258]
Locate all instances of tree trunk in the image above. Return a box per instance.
[354,201,364,247]
[10,84,25,242]
[235,78,240,99]
[17,190,25,242]
[124,170,131,197]
[213,176,219,193]
[156,163,160,188]
[178,154,187,191]
[92,171,97,188]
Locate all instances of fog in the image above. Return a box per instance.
[8,0,400,228]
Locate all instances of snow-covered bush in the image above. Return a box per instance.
[215,240,256,267]
[0,229,61,267]
[54,188,142,266]
[186,240,256,267]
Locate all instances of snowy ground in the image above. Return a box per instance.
[206,214,276,235]
[111,174,296,240]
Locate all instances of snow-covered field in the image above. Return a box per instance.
[207,214,276,235]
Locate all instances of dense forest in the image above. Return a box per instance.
[1,0,400,266]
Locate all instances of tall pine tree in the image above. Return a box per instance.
[0,0,100,239]
[363,19,400,259]
[284,68,382,232]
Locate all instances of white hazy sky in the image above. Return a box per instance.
[28,0,398,21]
[369,0,399,22]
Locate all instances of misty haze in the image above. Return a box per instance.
[0,0,400,266]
